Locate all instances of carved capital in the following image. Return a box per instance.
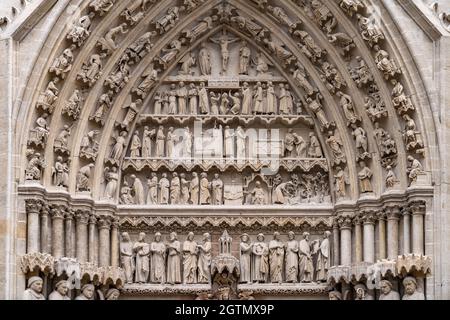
[352,214,362,226]
[75,210,90,225]
[409,200,426,216]
[64,208,75,220]
[376,210,387,221]
[25,199,42,214]
[384,205,401,221]
[98,216,112,230]
[89,213,98,225]
[361,210,377,225]
[50,205,66,220]
[111,217,120,229]
[40,204,50,217]
[337,213,354,230]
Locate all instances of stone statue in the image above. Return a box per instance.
[357,14,385,47]
[180,173,190,205]
[299,232,314,283]
[183,16,215,43]
[253,51,272,75]
[105,288,120,300]
[62,89,83,120]
[150,232,166,284]
[104,167,119,199]
[134,63,159,98]
[352,124,369,160]
[50,46,74,79]
[188,84,198,114]
[285,231,299,283]
[210,92,220,115]
[80,130,100,160]
[126,31,156,63]
[170,172,181,205]
[190,172,200,205]
[120,232,135,284]
[177,82,188,114]
[337,91,360,126]
[374,45,401,80]
[315,231,331,282]
[386,166,399,188]
[198,82,210,114]
[240,234,252,284]
[267,5,298,32]
[407,156,424,184]
[78,53,105,87]
[239,40,251,75]
[130,132,141,158]
[146,173,158,204]
[25,152,46,181]
[110,131,128,162]
[52,156,69,188]
[391,79,415,114]
[262,38,294,66]
[308,133,323,158]
[76,164,95,192]
[67,13,95,47]
[36,78,60,113]
[379,280,400,300]
[133,232,150,284]
[334,166,349,199]
[198,43,212,76]
[269,232,284,284]
[329,291,342,300]
[49,280,70,300]
[155,40,182,69]
[183,232,198,284]
[236,126,247,159]
[200,173,211,205]
[120,181,134,205]
[293,64,315,96]
[358,161,373,193]
[211,174,224,205]
[327,131,346,165]
[251,181,267,205]
[210,30,240,74]
[167,232,182,284]
[142,126,155,158]
[253,82,264,114]
[97,23,129,54]
[75,284,95,300]
[241,82,253,115]
[403,114,423,152]
[354,283,374,300]
[90,0,116,16]
[183,127,193,158]
[131,175,145,205]
[197,233,212,284]
[159,173,170,205]
[54,125,71,153]
[266,82,277,114]
[156,126,166,158]
[252,234,269,283]
[155,7,180,35]
[91,91,114,125]
[23,276,45,300]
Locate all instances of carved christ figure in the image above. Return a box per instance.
[210,29,240,74]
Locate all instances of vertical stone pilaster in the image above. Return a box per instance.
[25,199,41,254]
[98,216,111,267]
[75,210,89,263]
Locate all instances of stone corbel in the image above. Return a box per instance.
[396,254,432,277]
[99,266,126,288]
[20,252,55,275]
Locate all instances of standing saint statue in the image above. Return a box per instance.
[266,82,277,114]
[299,232,314,283]
[142,126,155,158]
[252,234,269,283]
[236,126,247,159]
[167,232,182,284]
[188,83,198,114]
[253,82,264,114]
[211,173,224,205]
[240,234,253,284]
[315,231,331,282]
[170,172,181,205]
[155,126,166,158]
[150,232,166,284]
[120,232,135,284]
[358,161,373,193]
[241,82,253,115]
[239,40,252,75]
[198,82,210,114]
[133,232,150,284]
[131,175,145,205]
[269,232,285,284]
[183,232,198,284]
[285,231,299,283]
[198,43,212,76]
[130,131,141,158]
[200,173,211,205]
[180,173,190,205]
[147,173,158,205]
[197,233,212,284]
[159,173,170,204]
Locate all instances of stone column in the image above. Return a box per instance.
[64,209,74,258]
[40,205,50,254]
[110,218,120,267]
[410,201,426,255]
[332,220,340,266]
[377,211,387,260]
[362,212,376,263]
[353,216,363,263]
[88,214,97,264]
[50,205,66,258]
[386,206,401,260]
[338,214,353,266]
[98,216,111,267]
[402,207,411,255]
[25,199,41,254]
[75,211,89,263]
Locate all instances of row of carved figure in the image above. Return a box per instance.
[116,172,330,206]
[119,231,330,285]
[329,278,425,301]
[124,126,324,160]
[23,277,120,301]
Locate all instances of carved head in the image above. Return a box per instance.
[121,232,130,242]
[138,232,146,242]
[257,233,265,242]
[403,277,418,295]
[55,280,69,296]
[28,276,43,293]
[288,231,295,240]
[273,231,281,240]
[324,231,332,239]
[170,232,177,241]
[214,173,220,179]
[203,233,211,241]
[380,280,393,295]
[81,284,95,299]
[105,288,120,300]
[155,232,162,242]
[329,291,342,300]
[240,233,250,243]
[187,232,195,241]
[355,283,367,299]
[303,232,310,240]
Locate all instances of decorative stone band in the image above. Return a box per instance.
[121,284,328,297]
[20,254,125,287]
[119,215,334,232]
[328,255,432,285]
